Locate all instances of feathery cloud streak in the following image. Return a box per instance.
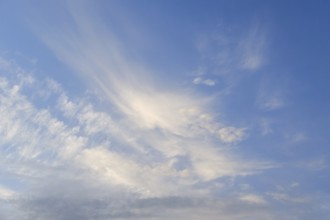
[2,1,329,219]
[0,52,275,220]
[34,1,272,184]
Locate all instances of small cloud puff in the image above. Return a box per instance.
[260,96,285,110]
[218,127,247,144]
[268,192,308,204]
[259,118,273,135]
[288,132,308,143]
[193,77,216,86]
[239,23,267,71]
[0,185,17,200]
[257,75,288,111]
[239,194,267,205]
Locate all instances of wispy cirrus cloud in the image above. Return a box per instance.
[257,89,285,111]
[195,21,268,78]
[0,185,17,200]
[256,75,288,111]
[239,24,268,71]
[0,0,329,219]
[5,1,329,219]
[239,193,267,205]
[193,76,216,86]
[0,3,278,219]
[218,126,248,144]
[0,50,274,219]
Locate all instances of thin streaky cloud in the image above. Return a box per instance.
[193,77,216,86]
[239,23,268,71]
[32,1,273,181]
[1,0,329,219]
[0,55,276,219]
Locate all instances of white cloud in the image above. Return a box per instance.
[0,3,281,219]
[193,77,216,86]
[0,56,272,200]
[31,2,274,185]
[0,1,329,219]
[256,75,288,111]
[290,182,300,188]
[195,21,268,81]
[0,185,17,200]
[259,118,274,135]
[239,194,267,205]
[239,24,267,71]
[268,192,308,204]
[288,132,308,143]
[0,51,325,220]
[218,127,248,143]
[300,158,327,171]
[260,96,285,110]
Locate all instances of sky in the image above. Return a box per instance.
[0,0,330,219]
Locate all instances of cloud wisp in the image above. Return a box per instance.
[4,2,322,219]
[33,1,273,185]
[193,77,216,86]
[0,51,276,219]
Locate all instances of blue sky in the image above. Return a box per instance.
[0,0,330,219]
